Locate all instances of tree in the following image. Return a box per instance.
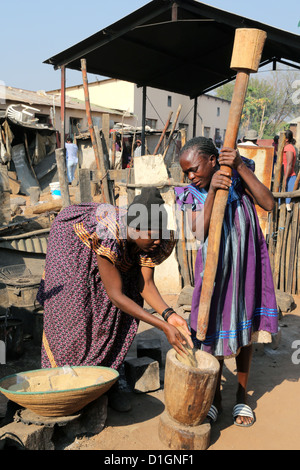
[215,70,300,138]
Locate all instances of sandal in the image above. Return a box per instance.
[206,404,219,423]
[232,404,255,427]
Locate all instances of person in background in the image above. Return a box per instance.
[65,137,78,183]
[272,135,279,177]
[133,139,142,157]
[214,135,223,150]
[239,129,258,146]
[175,137,278,427]
[282,129,297,211]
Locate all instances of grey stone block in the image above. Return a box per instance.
[0,421,55,450]
[137,338,162,366]
[177,285,194,306]
[124,356,160,393]
[275,290,294,313]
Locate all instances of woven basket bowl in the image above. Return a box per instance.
[0,366,119,417]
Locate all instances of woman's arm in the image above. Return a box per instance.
[139,265,193,346]
[219,147,275,212]
[97,255,192,355]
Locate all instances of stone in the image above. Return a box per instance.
[0,420,55,450]
[28,186,40,205]
[177,285,194,306]
[275,290,295,313]
[10,196,27,206]
[124,356,160,393]
[137,338,162,366]
[181,304,191,312]
[11,203,23,216]
[0,396,108,450]
[64,395,108,438]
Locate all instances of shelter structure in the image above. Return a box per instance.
[44,0,300,152]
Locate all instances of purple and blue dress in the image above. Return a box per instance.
[175,158,278,358]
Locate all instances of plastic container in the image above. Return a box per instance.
[49,182,61,200]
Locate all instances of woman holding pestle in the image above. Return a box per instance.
[37,187,192,412]
[175,137,278,427]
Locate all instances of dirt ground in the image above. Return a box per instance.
[66,293,300,451]
[1,293,300,451]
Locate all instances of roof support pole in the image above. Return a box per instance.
[193,97,198,137]
[60,65,66,146]
[172,2,178,21]
[142,86,146,155]
[81,58,101,172]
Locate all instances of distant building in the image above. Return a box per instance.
[0,85,128,140]
[47,78,231,144]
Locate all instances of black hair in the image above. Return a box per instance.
[285,130,293,143]
[179,136,219,159]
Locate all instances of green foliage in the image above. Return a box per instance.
[215,70,299,138]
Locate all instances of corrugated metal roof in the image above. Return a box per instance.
[4,86,125,116]
[44,0,300,99]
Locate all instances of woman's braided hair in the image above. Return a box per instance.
[179,137,219,159]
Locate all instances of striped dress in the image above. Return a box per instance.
[175,158,278,358]
[37,203,175,370]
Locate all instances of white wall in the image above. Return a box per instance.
[63,78,231,143]
[133,85,230,141]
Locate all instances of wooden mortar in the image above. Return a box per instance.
[163,348,220,427]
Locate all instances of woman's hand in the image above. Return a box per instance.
[163,313,194,356]
[209,169,232,194]
[208,147,243,194]
[218,147,243,170]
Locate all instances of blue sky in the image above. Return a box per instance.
[1,0,299,92]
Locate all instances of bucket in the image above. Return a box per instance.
[49,182,61,199]
[0,265,41,335]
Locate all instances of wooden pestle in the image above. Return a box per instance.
[196,28,267,341]
[176,326,198,368]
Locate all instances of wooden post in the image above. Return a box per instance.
[111,130,116,169]
[196,29,267,341]
[78,168,92,203]
[60,66,66,148]
[24,132,40,188]
[193,97,198,138]
[273,131,285,193]
[142,86,147,155]
[94,126,111,204]
[163,104,182,159]
[81,58,101,172]
[153,111,173,155]
[102,114,110,156]
[55,148,71,208]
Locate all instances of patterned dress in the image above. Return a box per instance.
[175,158,278,358]
[37,203,175,370]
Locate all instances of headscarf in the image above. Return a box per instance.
[127,187,168,231]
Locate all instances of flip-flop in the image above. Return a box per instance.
[232,404,255,427]
[206,404,219,423]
